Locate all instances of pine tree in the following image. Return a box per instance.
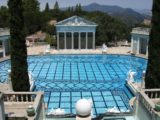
[74,3,82,15]
[45,2,49,12]
[53,1,60,20]
[8,0,30,91]
[53,1,59,11]
[71,6,74,14]
[67,7,71,12]
[23,0,41,34]
[75,4,79,15]
[78,4,82,13]
[145,0,160,88]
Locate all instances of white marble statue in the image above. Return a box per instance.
[102,43,108,53]
[28,71,35,91]
[107,106,120,113]
[127,70,136,82]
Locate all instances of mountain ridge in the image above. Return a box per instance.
[82,3,151,26]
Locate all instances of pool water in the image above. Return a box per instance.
[0,54,147,116]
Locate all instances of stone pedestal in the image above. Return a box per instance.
[76,115,91,120]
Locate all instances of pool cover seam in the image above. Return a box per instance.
[95,62,105,82]
[45,62,52,79]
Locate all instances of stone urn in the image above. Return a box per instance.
[155,103,160,112]
[26,105,35,117]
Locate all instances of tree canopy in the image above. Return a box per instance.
[23,0,41,34]
[0,0,132,45]
[0,6,10,27]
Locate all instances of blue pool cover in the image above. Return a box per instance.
[0,54,147,116]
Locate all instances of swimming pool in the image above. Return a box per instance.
[0,54,147,116]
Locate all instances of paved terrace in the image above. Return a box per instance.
[27,44,131,55]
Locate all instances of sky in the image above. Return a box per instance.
[0,0,153,10]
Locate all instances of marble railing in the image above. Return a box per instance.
[3,92,44,120]
[145,89,160,99]
[139,89,160,119]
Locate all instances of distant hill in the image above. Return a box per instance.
[82,3,151,26]
[134,9,152,16]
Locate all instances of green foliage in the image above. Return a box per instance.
[45,34,56,46]
[134,23,151,28]
[53,1,59,10]
[0,6,10,27]
[145,0,160,88]
[75,4,82,15]
[42,24,56,35]
[43,24,56,46]
[45,2,50,12]
[52,1,61,20]
[0,0,130,47]
[8,0,30,91]
[23,0,42,34]
[85,11,130,45]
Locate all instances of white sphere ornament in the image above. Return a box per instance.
[75,99,92,116]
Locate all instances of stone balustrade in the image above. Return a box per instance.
[4,92,36,102]
[139,89,160,120]
[144,89,160,99]
[3,92,44,120]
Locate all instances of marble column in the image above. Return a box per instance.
[86,32,88,49]
[2,40,6,57]
[146,46,148,56]
[57,32,59,50]
[93,32,95,49]
[78,32,81,50]
[64,32,66,49]
[131,36,134,53]
[72,32,74,49]
[137,37,140,54]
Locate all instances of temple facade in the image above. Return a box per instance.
[0,29,10,57]
[131,27,150,56]
[55,16,97,49]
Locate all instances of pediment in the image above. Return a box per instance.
[56,16,97,26]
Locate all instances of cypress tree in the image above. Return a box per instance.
[8,0,30,91]
[145,0,160,88]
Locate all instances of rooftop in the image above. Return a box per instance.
[0,28,10,36]
[131,27,150,35]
